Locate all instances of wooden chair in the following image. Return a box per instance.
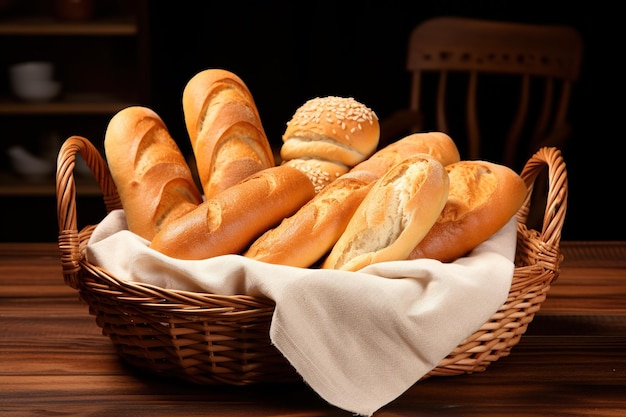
[380,16,583,171]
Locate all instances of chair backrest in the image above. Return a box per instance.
[405,16,583,169]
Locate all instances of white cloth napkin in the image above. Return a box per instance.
[86,209,517,416]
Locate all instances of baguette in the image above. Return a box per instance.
[149,165,316,260]
[243,170,378,267]
[351,131,460,176]
[322,154,449,271]
[409,160,528,263]
[104,106,203,241]
[183,68,275,199]
[244,131,460,268]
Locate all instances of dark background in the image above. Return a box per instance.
[145,1,622,242]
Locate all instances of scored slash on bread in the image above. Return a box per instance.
[182,69,275,199]
[149,165,316,260]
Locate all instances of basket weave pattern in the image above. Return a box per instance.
[56,137,567,385]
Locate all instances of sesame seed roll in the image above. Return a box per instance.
[281,96,380,193]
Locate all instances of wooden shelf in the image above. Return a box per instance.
[0,15,138,36]
[0,0,146,239]
[0,98,137,115]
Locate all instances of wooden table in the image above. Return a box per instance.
[1,241,625,416]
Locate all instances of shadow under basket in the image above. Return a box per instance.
[56,137,567,385]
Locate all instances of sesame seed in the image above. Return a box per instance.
[288,159,340,193]
[286,96,378,142]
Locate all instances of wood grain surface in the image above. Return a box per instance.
[1,242,625,416]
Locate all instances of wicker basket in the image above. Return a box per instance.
[56,136,567,385]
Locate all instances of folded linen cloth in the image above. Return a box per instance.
[86,209,517,416]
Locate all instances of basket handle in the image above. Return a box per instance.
[516,146,568,248]
[56,135,121,288]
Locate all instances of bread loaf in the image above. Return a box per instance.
[104,106,203,241]
[409,160,528,263]
[280,96,380,193]
[182,68,275,199]
[322,154,449,271]
[244,170,378,267]
[351,131,460,176]
[149,165,316,260]
[244,131,460,268]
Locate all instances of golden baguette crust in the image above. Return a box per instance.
[244,170,378,267]
[149,165,316,260]
[104,106,203,241]
[244,131,460,267]
[351,131,460,177]
[322,154,449,271]
[409,160,527,263]
[183,68,275,199]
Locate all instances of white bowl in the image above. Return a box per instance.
[9,61,54,83]
[12,80,61,102]
[7,145,54,180]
